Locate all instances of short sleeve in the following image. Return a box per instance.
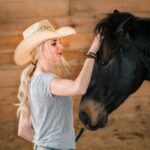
[37,72,57,97]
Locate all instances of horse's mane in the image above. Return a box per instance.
[95,10,150,60]
[95,11,135,33]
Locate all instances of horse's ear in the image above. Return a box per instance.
[113,9,119,14]
[117,17,138,35]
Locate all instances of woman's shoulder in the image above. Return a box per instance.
[31,71,58,86]
[30,72,58,95]
[32,71,56,79]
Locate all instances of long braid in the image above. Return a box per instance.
[16,45,41,125]
[17,64,36,125]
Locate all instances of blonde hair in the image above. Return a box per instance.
[16,40,70,125]
[16,64,35,125]
[56,56,71,77]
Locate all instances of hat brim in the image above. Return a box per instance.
[14,27,76,66]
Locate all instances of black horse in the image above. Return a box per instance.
[79,10,150,130]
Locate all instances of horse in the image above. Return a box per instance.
[78,10,150,130]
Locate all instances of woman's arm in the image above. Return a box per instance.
[18,114,35,142]
[51,35,102,96]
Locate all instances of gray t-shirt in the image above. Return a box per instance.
[29,72,75,149]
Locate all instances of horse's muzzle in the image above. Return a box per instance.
[78,110,107,130]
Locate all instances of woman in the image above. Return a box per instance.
[14,19,102,150]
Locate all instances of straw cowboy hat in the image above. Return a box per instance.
[14,19,76,66]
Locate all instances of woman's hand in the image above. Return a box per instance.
[89,34,103,54]
[18,114,35,142]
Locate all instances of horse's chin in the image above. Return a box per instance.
[85,122,106,131]
[85,117,108,131]
[79,109,108,131]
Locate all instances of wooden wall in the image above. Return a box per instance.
[0,0,150,150]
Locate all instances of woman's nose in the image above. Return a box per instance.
[58,43,64,51]
[57,43,64,54]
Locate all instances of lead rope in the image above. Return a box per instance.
[75,128,85,142]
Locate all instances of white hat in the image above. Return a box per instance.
[14,19,76,66]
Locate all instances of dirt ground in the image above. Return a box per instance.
[75,96,150,150]
[0,96,150,150]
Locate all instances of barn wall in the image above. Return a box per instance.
[0,0,150,149]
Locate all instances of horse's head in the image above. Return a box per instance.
[79,10,150,130]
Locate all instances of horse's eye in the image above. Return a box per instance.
[100,60,108,66]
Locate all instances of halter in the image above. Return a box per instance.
[75,128,85,142]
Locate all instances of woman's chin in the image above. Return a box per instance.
[56,55,62,61]
[54,59,61,64]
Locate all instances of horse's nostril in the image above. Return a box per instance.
[79,111,90,126]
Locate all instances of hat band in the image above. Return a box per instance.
[23,24,55,39]
[38,25,55,32]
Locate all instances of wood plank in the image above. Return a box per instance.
[71,0,150,16]
[63,49,86,62]
[0,34,22,50]
[37,0,69,17]
[0,0,70,20]
[0,0,30,1]
[0,16,61,28]
[0,1,37,19]
[0,65,21,87]
[0,49,15,65]
[0,103,17,121]
[61,33,93,50]
[0,87,18,104]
